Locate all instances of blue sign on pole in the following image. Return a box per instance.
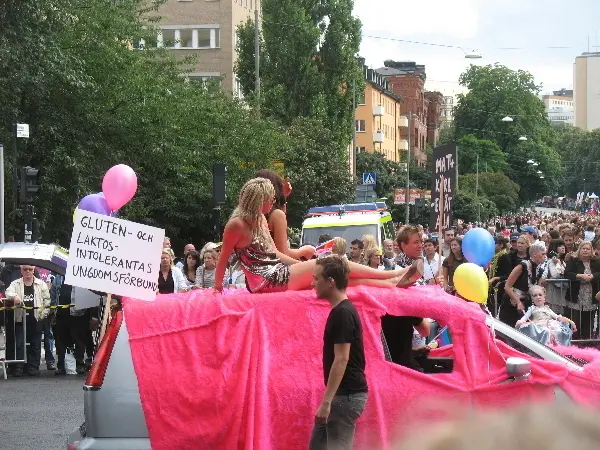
[362,173,376,186]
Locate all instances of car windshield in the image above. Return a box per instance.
[492,321,586,367]
[302,224,378,251]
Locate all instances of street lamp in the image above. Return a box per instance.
[519,136,528,141]
[526,159,535,164]
[501,116,514,122]
[537,170,543,174]
[463,49,483,59]
[532,162,539,167]
[400,112,413,224]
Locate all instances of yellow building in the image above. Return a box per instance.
[354,68,407,163]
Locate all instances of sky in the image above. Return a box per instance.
[353,0,600,97]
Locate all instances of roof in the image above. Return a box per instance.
[0,242,69,275]
[303,212,391,227]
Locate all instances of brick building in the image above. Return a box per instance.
[375,61,443,166]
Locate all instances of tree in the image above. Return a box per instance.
[453,189,498,224]
[459,173,520,214]
[281,118,354,227]
[456,135,507,175]
[438,123,455,146]
[453,64,562,202]
[235,0,363,144]
[553,125,600,197]
[355,152,406,199]
[0,0,285,248]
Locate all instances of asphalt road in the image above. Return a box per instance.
[1,331,85,450]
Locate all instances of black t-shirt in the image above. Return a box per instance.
[23,283,35,322]
[158,270,175,294]
[381,315,423,370]
[442,257,465,286]
[323,300,368,395]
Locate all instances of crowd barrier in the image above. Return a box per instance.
[0,305,28,379]
[1,299,105,379]
[545,278,599,344]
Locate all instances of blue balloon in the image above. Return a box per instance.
[462,228,495,267]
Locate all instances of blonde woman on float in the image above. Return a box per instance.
[214,178,422,293]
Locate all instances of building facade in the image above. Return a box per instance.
[440,95,455,128]
[542,89,574,125]
[152,0,258,95]
[354,66,406,164]
[375,61,442,166]
[574,52,600,131]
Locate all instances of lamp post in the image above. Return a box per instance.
[400,112,412,224]
[476,153,480,222]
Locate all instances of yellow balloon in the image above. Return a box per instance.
[453,263,488,304]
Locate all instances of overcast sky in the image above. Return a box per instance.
[353,0,600,96]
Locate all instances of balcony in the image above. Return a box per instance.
[398,139,409,151]
[373,105,385,116]
[374,130,385,143]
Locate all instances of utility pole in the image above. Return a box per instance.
[476,153,480,223]
[0,144,4,243]
[254,8,261,118]
[352,78,357,178]
[12,123,18,212]
[405,112,412,225]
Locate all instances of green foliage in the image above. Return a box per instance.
[356,152,405,198]
[281,118,354,227]
[453,189,498,224]
[438,124,455,146]
[553,125,600,197]
[453,64,562,202]
[0,0,286,248]
[459,173,520,214]
[457,135,507,174]
[235,0,363,144]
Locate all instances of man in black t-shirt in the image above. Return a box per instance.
[309,256,367,450]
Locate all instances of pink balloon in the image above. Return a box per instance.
[102,164,138,211]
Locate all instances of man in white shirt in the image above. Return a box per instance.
[422,239,444,284]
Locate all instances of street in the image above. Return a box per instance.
[1,327,83,450]
[0,368,84,450]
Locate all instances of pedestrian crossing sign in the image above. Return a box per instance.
[362,172,376,185]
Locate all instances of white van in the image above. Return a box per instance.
[300,202,395,251]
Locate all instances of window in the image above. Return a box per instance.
[381,317,454,373]
[302,224,378,250]
[179,29,193,48]
[198,29,211,47]
[357,90,365,105]
[161,29,176,47]
[160,27,220,49]
[356,120,366,132]
[356,146,366,154]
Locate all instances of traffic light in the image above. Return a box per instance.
[20,166,39,204]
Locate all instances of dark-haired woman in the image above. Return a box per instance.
[442,237,465,295]
[181,250,201,291]
[256,169,316,260]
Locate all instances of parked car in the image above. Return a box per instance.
[67,286,600,450]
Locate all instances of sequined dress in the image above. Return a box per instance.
[235,226,291,293]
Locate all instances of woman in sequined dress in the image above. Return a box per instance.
[214,178,420,294]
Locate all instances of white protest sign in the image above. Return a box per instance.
[65,210,165,301]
